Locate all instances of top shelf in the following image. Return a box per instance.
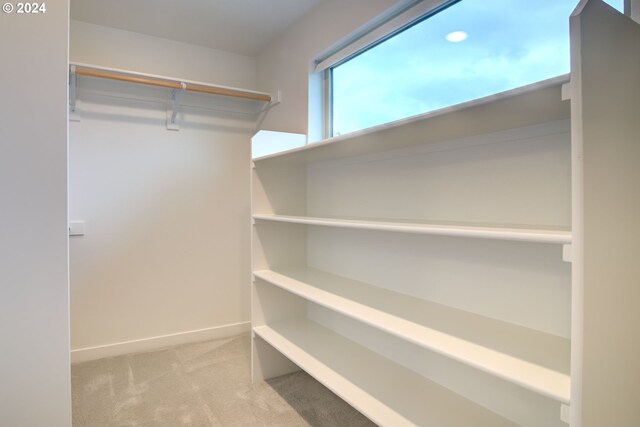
[254,75,569,165]
[70,62,273,103]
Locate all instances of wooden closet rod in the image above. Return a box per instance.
[73,67,272,102]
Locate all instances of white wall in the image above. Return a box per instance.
[0,2,72,426]
[71,20,257,89]
[69,23,258,361]
[256,0,397,135]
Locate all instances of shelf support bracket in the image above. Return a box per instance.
[560,404,570,424]
[167,82,186,131]
[562,244,572,263]
[69,65,81,122]
[561,82,572,101]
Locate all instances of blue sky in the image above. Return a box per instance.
[332,0,623,135]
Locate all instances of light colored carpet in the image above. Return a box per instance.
[71,334,376,426]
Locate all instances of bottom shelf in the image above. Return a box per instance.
[254,319,517,427]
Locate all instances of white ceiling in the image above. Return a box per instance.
[70,0,323,56]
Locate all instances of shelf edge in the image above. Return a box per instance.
[253,74,570,163]
[253,214,572,244]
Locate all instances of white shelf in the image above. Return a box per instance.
[254,320,518,427]
[253,214,571,244]
[253,75,569,165]
[70,62,272,102]
[253,268,570,403]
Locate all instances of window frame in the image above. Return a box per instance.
[317,0,457,139]
[314,0,452,140]
[319,0,633,139]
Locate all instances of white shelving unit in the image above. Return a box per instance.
[252,2,640,425]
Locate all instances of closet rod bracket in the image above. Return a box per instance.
[255,90,282,132]
[166,82,186,131]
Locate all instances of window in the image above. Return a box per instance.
[330,0,624,136]
[252,130,306,159]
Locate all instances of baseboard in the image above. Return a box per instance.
[70,321,250,364]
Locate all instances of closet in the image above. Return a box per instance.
[251,1,640,426]
[67,60,272,361]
